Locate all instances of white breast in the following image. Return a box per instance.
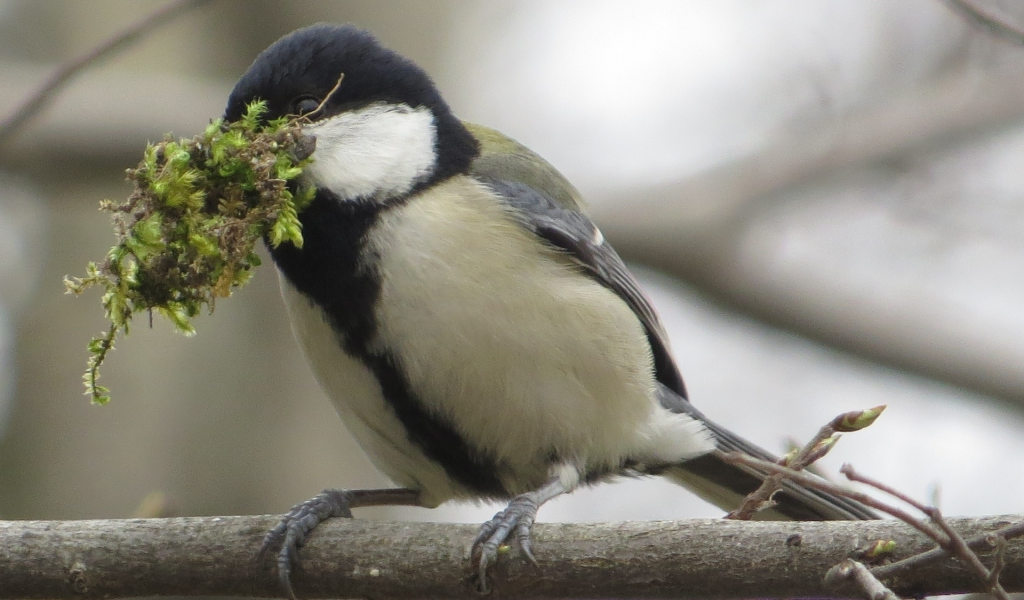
[366,176,714,495]
[279,175,713,504]
[278,278,462,507]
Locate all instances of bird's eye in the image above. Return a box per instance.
[294,97,321,116]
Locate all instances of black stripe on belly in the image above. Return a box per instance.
[269,190,507,498]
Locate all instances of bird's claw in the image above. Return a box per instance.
[262,489,354,600]
[472,494,540,594]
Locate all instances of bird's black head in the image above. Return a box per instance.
[227,24,443,124]
[225,24,479,201]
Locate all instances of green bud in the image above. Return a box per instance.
[835,405,886,432]
[778,448,798,466]
[803,434,841,464]
[863,539,896,559]
[812,434,840,453]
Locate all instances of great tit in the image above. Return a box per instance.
[224,23,875,597]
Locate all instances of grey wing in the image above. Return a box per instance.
[480,177,688,398]
[481,178,877,521]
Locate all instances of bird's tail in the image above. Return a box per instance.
[659,386,877,521]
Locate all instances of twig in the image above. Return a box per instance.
[733,454,1014,600]
[724,474,783,519]
[782,437,830,479]
[304,73,345,120]
[942,0,1024,46]
[842,464,1010,600]
[0,0,214,146]
[929,511,1008,599]
[825,559,900,600]
[840,464,932,513]
[725,428,832,519]
[725,406,882,520]
[989,535,1008,590]
[871,519,1024,580]
[722,452,948,541]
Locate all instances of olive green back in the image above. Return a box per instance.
[463,122,587,213]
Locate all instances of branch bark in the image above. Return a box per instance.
[1,515,1022,599]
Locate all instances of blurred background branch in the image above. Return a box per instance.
[942,0,1024,45]
[597,58,1024,405]
[0,0,212,147]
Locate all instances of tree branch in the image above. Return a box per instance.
[1,515,1023,599]
[825,559,901,600]
[595,60,1024,408]
[872,519,1024,580]
[0,0,214,147]
[726,406,882,520]
[942,0,1024,46]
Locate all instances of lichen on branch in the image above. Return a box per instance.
[65,100,316,404]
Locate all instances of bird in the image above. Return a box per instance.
[223,23,876,597]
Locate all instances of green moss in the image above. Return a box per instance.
[65,101,316,404]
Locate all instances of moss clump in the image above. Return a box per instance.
[65,100,315,404]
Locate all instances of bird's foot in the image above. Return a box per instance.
[262,489,355,600]
[472,492,541,594]
[261,488,421,599]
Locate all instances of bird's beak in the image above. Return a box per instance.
[293,132,317,162]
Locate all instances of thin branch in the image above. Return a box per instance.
[737,425,838,516]
[871,519,1024,580]
[841,464,932,513]
[724,453,1020,599]
[989,535,1008,589]
[825,559,901,600]
[841,464,1010,600]
[0,0,214,147]
[929,511,1006,598]
[2,515,1024,599]
[942,0,1024,46]
[726,406,881,520]
[722,452,947,542]
[724,472,785,519]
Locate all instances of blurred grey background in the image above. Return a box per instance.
[2,0,1024,529]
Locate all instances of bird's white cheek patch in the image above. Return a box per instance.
[302,103,437,201]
